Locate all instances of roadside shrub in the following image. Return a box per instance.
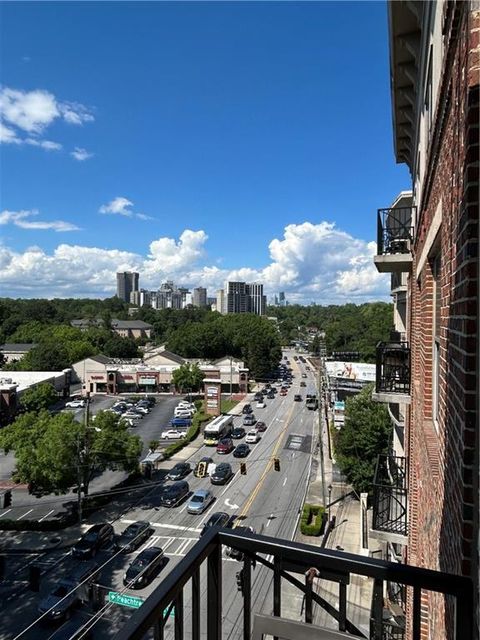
[300,503,326,536]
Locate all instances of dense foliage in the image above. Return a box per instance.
[165,313,282,379]
[20,383,58,413]
[267,302,393,362]
[0,409,142,495]
[333,384,391,495]
[172,363,205,392]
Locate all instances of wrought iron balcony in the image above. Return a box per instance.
[374,207,415,273]
[373,341,411,403]
[113,528,473,640]
[371,454,408,544]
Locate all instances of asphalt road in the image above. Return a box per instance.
[2,351,319,640]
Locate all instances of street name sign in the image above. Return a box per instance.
[108,591,144,609]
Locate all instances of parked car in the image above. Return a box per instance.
[243,414,256,427]
[161,429,187,440]
[72,523,115,559]
[256,401,266,409]
[216,437,234,454]
[200,512,231,536]
[210,463,233,485]
[194,456,213,477]
[177,402,196,412]
[256,421,267,432]
[65,399,85,409]
[233,443,251,458]
[166,462,191,481]
[231,427,246,439]
[123,410,143,420]
[170,417,192,428]
[38,562,98,621]
[294,394,302,402]
[158,481,189,507]
[174,408,194,418]
[300,381,306,387]
[117,521,152,553]
[242,404,252,414]
[123,547,164,589]
[187,489,215,514]
[135,405,150,414]
[245,430,260,444]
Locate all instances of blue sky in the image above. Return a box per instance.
[0,1,410,302]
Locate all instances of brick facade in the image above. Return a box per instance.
[405,3,479,638]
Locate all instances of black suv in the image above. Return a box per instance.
[72,523,115,558]
[117,521,152,553]
[231,427,246,439]
[123,546,164,589]
[159,481,189,507]
[38,561,98,621]
[166,462,191,481]
[242,404,252,414]
[210,463,233,485]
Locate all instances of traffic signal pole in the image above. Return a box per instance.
[317,350,327,508]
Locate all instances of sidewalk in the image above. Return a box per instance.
[281,389,372,636]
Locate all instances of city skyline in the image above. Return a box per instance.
[0,1,408,304]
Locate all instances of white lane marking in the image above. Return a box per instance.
[225,498,239,509]
[17,509,33,520]
[266,513,274,528]
[0,509,12,518]
[176,539,192,555]
[282,477,288,487]
[38,509,55,522]
[121,519,201,534]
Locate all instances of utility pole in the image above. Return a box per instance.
[317,347,327,508]
[229,356,233,401]
[77,394,90,525]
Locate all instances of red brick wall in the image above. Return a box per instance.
[406,4,479,639]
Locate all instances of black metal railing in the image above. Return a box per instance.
[376,342,411,395]
[377,207,415,256]
[113,528,473,640]
[373,455,408,537]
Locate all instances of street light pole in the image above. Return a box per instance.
[230,357,233,401]
[77,395,90,525]
[317,359,327,508]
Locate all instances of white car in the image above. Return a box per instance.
[65,399,86,409]
[245,430,260,444]
[174,409,194,419]
[176,403,196,413]
[135,405,150,414]
[161,429,187,440]
[123,410,143,420]
[256,401,266,409]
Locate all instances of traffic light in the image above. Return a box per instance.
[240,463,247,475]
[3,490,12,509]
[236,569,244,593]
[274,458,280,472]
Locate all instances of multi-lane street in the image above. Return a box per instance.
[1,351,319,640]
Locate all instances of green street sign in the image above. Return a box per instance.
[108,591,144,609]
[164,605,175,618]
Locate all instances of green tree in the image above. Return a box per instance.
[0,409,142,495]
[334,384,391,495]
[172,363,204,392]
[20,383,58,413]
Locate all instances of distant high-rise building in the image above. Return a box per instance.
[193,287,207,307]
[130,289,150,307]
[216,289,225,314]
[117,272,139,303]
[246,283,266,316]
[226,281,248,313]
[279,292,286,306]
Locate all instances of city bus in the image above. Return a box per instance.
[203,414,234,446]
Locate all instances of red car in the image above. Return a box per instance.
[216,437,234,454]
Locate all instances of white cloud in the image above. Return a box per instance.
[0,86,93,153]
[99,197,154,221]
[0,209,80,232]
[99,197,134,217]
[0,222,389,302]
[70,147,94,161]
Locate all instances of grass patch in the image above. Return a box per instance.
[220,398,238,414]
[300,503,326,536]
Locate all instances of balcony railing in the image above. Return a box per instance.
[377,207,414,256]
[374,207,415,273]
[375,341,411,397]
[113,528,473,640]
[372,454,408,539]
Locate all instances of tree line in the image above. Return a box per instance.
[267,302,393,362]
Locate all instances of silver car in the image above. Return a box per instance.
[187,489,214,514]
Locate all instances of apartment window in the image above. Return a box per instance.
[432,253,441,426]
